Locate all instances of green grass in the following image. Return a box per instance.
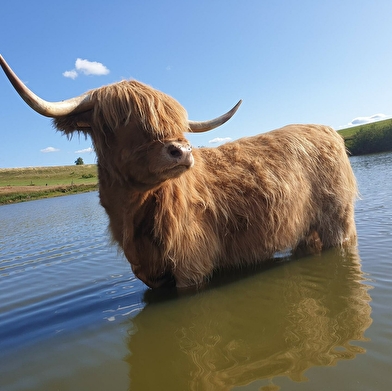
[337,126,359,140]
[0,164,98,187]
[337,117,392,153]
[338,117,392,139]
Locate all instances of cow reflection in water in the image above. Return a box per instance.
[125,246,372,390]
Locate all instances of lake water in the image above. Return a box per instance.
[0,152,391,391]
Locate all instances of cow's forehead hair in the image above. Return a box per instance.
[89,79,189,139]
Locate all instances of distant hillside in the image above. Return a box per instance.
[337,117,392,155]
[0,164,98,204]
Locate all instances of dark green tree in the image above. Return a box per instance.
[75,157,84,165]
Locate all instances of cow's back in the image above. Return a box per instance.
[192,125,357,269]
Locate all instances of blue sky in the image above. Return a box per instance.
[1,0,392,168]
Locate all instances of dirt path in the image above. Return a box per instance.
[0,185,63,195]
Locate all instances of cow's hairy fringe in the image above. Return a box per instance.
[53,79,189,162]
[89,80,189,138]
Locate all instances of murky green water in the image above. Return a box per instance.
[0,152,391,390]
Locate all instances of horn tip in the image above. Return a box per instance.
[234,99,243,110]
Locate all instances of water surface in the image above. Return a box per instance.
[1,152,392,390]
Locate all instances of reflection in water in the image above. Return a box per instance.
[126,246,372,390]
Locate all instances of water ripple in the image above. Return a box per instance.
[0,192,147,356]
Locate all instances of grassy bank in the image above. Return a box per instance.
[338,117,392,155]
[0,165,98,205]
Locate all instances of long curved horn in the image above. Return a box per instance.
[188,100,242,132]
[0,55,93,117]
[1,55,242,126]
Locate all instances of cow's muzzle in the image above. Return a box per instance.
[165,142,194,167]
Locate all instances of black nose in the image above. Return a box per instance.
[167,144,184,158]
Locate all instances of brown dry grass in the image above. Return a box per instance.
[0,184,67,195]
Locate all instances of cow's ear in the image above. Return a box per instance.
[53,110,93,135]
[76,121,92,131]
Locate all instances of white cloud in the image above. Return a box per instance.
[62,70,78,79]
[347,113,390,127]
[75,58,110,76]
[41,147,60,153]
[209,137,232,144]
[63,58,110,79]
[75,147,94,154]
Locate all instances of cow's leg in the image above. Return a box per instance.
[293,230,323,257]
[340,212,357,246]
[319,203,357,248]
[173,266,212,289]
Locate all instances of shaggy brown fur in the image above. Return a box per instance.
[54,80,357,288]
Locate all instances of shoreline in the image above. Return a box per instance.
[0,183,98,205]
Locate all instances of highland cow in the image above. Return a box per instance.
[0,55,357,288]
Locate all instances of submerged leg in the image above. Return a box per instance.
[293,231,323,257]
